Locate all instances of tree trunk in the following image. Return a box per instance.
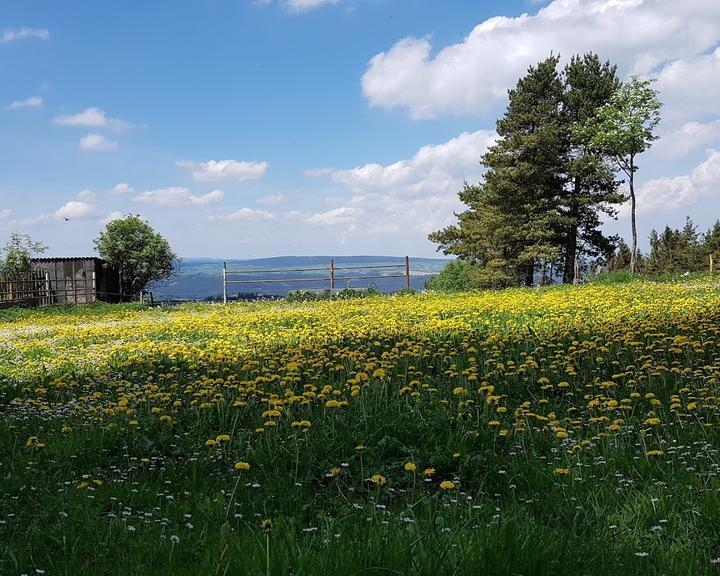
[564,228,578,284]
[564,181,580,284]
[525,262,534,287]
[539,260,547,287]
[629,153,637,275]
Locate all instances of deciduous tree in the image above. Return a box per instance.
[574,76,662,274]
[94,215,177,299]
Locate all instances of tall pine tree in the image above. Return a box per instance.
[431,56,567,286]
[431,53,623,286]
[561,54,623,283]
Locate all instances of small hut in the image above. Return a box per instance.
[30,257,121,304]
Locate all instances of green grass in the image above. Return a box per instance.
[2,285,720,575]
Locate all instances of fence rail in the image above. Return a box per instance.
[222,257,412,304]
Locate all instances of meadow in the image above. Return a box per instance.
[2,278,720,575]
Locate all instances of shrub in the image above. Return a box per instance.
[426,260,479,292]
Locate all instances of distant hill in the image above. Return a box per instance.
[150,256,452,301]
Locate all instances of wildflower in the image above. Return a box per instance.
[423,468,435,477]
[215,434,231,442]
[205,439,217,447]
[170,535,180,544]
[234,461,251,471]
[646,450,664,457]
[553,468,570,475]
[355,444,365,451]
[370,474,386,485]
[404,462,417,472]
[260,519,272,533]
[439,480,456,490]
[25,436,46,448]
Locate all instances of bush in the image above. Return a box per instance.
[286,285,381,302]
[426,260,479,292]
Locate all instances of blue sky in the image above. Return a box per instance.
[1,0,719,258]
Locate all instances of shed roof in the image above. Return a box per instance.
[31,257,105,263]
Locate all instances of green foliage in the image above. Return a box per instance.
[430,53,626,287]
[609,238,633,272]
[574,76,662,273]
[0,233,47,275]
[94,215,177,299]
[562,54,623,282]
[610,218,718,277]
[576,76,662,162]
[286,285,382,302]
[704,220,720,263]
[426,260,479,292]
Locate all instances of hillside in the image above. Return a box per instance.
[151,255,451,300]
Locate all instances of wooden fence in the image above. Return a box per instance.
[0,270,100,308]
[222,257,412,304]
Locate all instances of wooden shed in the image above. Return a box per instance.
[30,257,121,304]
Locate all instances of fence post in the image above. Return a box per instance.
[330,259,335,291]
[223,262,228,305]
[405,256,410,290]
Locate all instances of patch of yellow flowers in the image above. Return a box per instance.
[3,278,720,486]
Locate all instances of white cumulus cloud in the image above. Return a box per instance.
[112,182,134,195]
[286,0,340,11]
[177,159,268,183]
[132,187,224,207]
[79,133,118,151]
[362,0,720,119]
[635,148,720,214]
[654,120,720,159]
[305,206,363,226]
[4,96,42,110]
[210,208,277,222]
[0,208,11,220]
[313,129,497,195]
[54,107,131,131]
[256,194,286,205]
[55,200,96,220]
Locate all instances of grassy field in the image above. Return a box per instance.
[2,278,720,575]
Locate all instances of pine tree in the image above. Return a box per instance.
[609,238,632,271]
[704,220,720,272]
[561,54,624,283]
[428,184,523,288]
[430,56,567,287]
